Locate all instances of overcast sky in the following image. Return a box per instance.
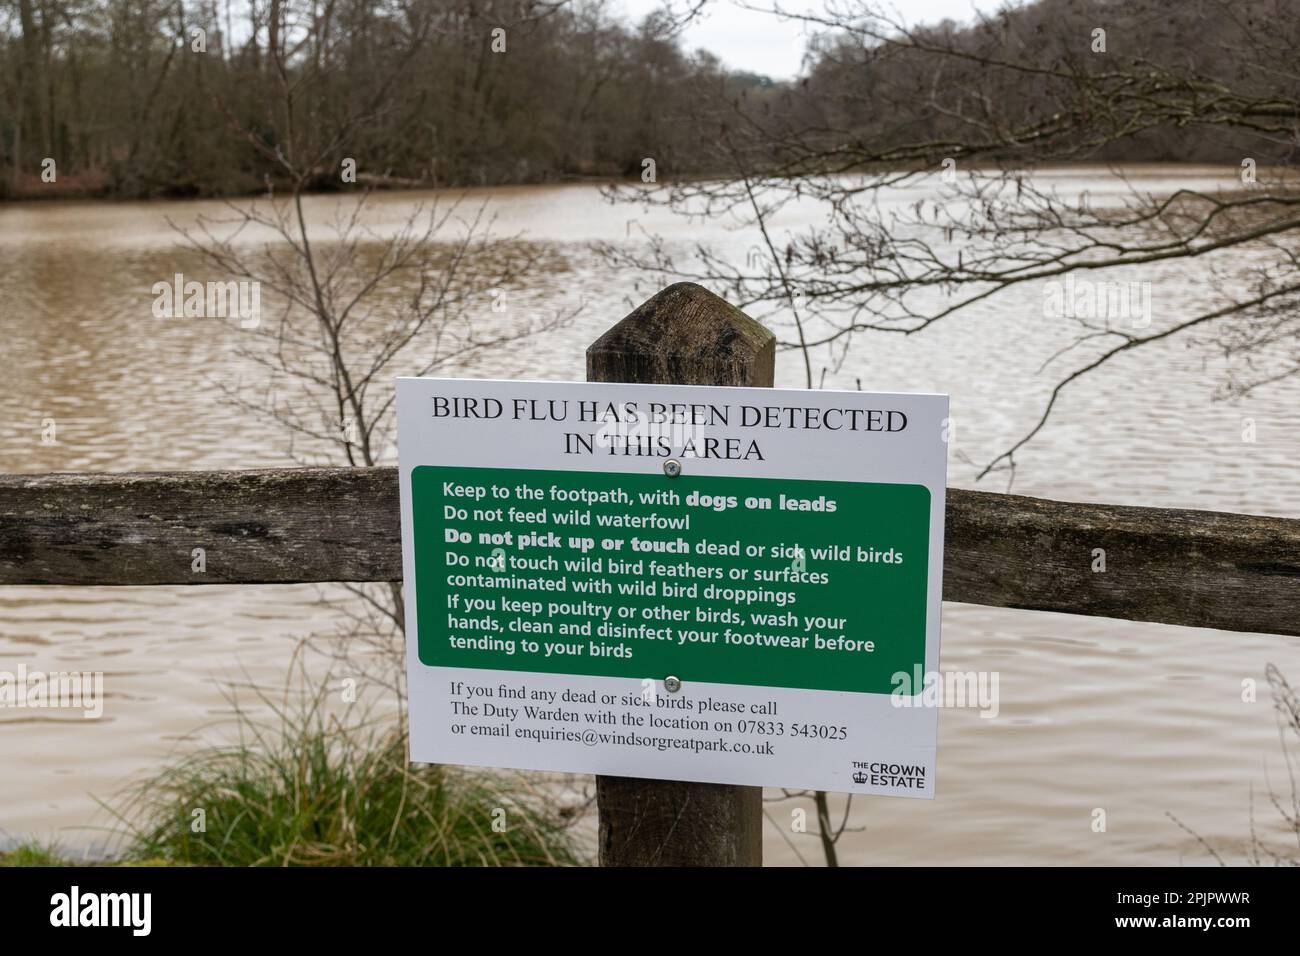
[617,0,1011,79]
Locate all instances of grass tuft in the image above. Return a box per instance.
[0,841,68,867]
[105,679,586,867]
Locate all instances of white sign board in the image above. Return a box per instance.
[398,377,948,795]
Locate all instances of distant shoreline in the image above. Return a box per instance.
[0,162,1276,208]
[0,170,640,206]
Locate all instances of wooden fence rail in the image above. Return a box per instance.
[2,466,1298,637]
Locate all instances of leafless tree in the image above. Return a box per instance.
[168,0,575,694]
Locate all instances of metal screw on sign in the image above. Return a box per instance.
[663,459,682,478]
[664,676,682,693]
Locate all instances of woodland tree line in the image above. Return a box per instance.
[2,0,1298,200]
[0,0,776,198]
[793,0,1300,169]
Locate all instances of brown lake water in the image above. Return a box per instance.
[1,169,1298,865]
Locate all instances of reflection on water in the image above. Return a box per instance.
[1,172,1297,865]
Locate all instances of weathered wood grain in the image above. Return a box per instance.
[944,488,1300,638]
[591,777,765,867]
[3,467,1298,637]
[0,466,400,586]
[589,282,770,867]
[586,281,775,388]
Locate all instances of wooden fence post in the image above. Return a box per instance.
[586,282,775,867]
